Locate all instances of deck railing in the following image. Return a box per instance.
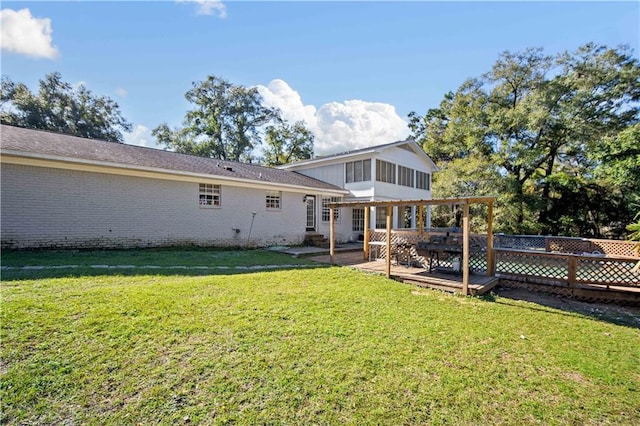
[368,229,640,289]
[494,249,639,288]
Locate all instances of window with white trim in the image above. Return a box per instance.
[199,183,221,207]
[266,190,282,210]
[345,159,372,183]
[352,207,365,232]
[416,171,431,190]
[322,197,341,222]
[398,166,414,188]
[375,159,396,184]
[375,206,388,229]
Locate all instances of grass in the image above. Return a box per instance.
[2,249,640,424]
[0,247,315,280]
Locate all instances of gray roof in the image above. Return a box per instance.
[0,124,345,192]
[279,138,439,172]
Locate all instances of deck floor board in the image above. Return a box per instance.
[308,251,498,295]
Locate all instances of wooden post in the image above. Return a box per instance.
[462,203,470,296]
[386,206,392,278]
[487,200,495,277]
[418,205,424,236]
[363,206,370,260]
[567,256,576,287]
[330,206,335,265]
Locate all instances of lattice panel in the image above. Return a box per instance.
[470,235,488,249]
[495,235,546,251]
[499,279,640,306]
[469,252,487,274]
[369,230,386,243]
[577,259,640,286]
[591,240,638,259]
[546,237,593,254]
[496,252,568,280]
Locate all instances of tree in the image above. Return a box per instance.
[1,72,131,142]
[410,44,640,237]
[153,75,278,162]
[263,120,314,166]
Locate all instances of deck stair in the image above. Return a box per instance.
[304,233,330,248]
[399,272,499,296]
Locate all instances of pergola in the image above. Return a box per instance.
[329,196,497,296]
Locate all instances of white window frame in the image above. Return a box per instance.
[266,190,282,210]
[375,159,396,184]
[345,159,372,183]
[199,183,221,207]
[416,171,431,190]
[322,197,341,222]
[352,207,365,232]
[375,206,388,229]
[398,165,415,188]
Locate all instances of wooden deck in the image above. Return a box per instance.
[308,251,499,296]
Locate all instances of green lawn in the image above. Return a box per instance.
[2,249,639,424]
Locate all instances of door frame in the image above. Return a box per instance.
[305,195,316,232]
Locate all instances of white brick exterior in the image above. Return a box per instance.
[1,163,322,249]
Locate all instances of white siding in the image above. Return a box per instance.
[293,163,344,187]
[1,163,309,249]
[373,147,433,200]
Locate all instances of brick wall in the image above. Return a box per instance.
[1,163,310,249]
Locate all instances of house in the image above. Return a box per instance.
[279,140,438,243]
[0,124,437,249]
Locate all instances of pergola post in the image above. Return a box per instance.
[487,200,495,276]
[330,206,335,265]
[363,206,370,260]
[418,205,424,235]
[385,205,392,278]
[462,203,470,296]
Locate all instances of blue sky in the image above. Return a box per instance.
[2,1,638,154]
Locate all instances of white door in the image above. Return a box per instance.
[305,195,316,231]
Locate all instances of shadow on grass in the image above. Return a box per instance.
[0,247,329,282]
[479,288,640,329]
[0,264,330,282]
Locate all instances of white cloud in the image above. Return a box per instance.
[116,88,128,98]
[177,1,227,18]
[257,79,410,156]
[0,8,59,59]
[124,124,160,149]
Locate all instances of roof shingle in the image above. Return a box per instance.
[0,124,344,192]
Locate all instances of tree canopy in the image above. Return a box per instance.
[263,120,314,166]
[1,72,131,142]
[153,75,280,162]
[410,43,640,237]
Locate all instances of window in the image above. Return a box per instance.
[398,166,414,188]
[352,207,365,232]
[375,160,396,184]
[416,171,431,190]
[345,159,371,183]
[375,207,388,229]
[199,183,221,207]
[266,190,281,210]
[322,197,341,222]
[400,205,412,228]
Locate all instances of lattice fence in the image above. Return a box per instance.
[546,237,593,254]
[577,258,639,286]
[495,235,546,251]
[496,250,568,280]
[367,230,639,286]
[495,249,640,288]
[591,239,638,259]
